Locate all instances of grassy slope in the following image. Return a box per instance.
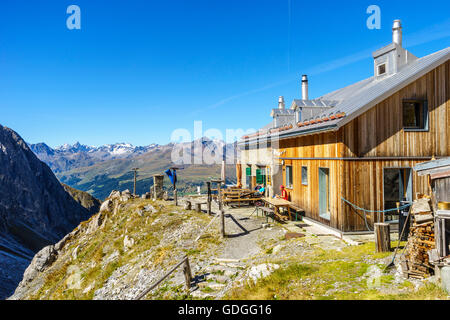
[227,242,447,300]
[24,198,222,300]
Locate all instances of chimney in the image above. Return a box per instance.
[278,96,285,110]
[301,75,308,100]
[392,20,402,47]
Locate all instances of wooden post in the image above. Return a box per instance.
[195,202,202,213]
[207,182,212,215]
[374,223,391,253]
[218,183,225,238]
[174,189,178,206]
[183,257,192,292]
[132,168,139,196]
[218,183,223,212]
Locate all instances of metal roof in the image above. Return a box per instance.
[414,157,450,174]
[292,99,338,108]
[240,46,450,145]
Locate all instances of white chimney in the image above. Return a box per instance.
[301,75,308,100]
[392,20,402,47]
[278,96,285,110]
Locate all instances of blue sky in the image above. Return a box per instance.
[1,0,449,147]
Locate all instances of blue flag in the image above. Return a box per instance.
[165,169,177,185]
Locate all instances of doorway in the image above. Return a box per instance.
[383,168,412,222]
[319,167,330,220]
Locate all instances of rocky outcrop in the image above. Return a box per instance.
[0,124,94,299]
[62,184,101,216]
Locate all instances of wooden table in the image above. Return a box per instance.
[262,197,292,221]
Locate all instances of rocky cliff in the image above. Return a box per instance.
[0,124,98,299]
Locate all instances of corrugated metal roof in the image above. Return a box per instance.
[330,47,450,130]
[241,46,449,145]
[292,99,338,107]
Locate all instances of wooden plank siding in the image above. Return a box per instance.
[278,61,449,232]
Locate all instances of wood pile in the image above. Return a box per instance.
[401,196,436,279]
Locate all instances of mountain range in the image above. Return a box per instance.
[29,139,239,200]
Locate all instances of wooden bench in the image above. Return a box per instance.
[184,200,207,212]
[223,198,262,207]
[288,204,305,221]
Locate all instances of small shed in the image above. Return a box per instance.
[414,157,450,292]
[414,157,450,206]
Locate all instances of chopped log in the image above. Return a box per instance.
[374,223,391,253]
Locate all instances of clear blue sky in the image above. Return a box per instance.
[1,0,449,147]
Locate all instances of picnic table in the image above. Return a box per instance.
[262,197,293,221]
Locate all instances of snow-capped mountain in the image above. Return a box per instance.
[29,141,160,173]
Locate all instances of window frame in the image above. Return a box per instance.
[285,165,293,189]
[377,63,386,76]
[402,99,429,132]
[301,166,308,186]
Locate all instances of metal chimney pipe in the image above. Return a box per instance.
[278,96,285,109]
[301,75,308,100]
[392,20,402,47]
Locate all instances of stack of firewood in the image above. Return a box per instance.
[401,197,436,279]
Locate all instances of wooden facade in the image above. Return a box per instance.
[278,61,450,232]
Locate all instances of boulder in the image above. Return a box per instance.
[108,190,121,200]
[123,235,135,251]
[87,212,107,234]
[100,199,113,213]
[143,204,157,213]
[247,264,280,284]
[20,245,58,285]
[141,192,151,199]
[120,190,132,202]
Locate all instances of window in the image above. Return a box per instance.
[245,166,251,188]
[256,167,266,185]
[301,166,308,186]
[402,100,428,131]
[377,63,386,76]
[318,168,330,220]
[285,165,293,188]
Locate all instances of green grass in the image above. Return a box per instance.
[226,242,448,300]
[26,198,222,300]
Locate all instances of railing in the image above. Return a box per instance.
[135,256,192,300]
